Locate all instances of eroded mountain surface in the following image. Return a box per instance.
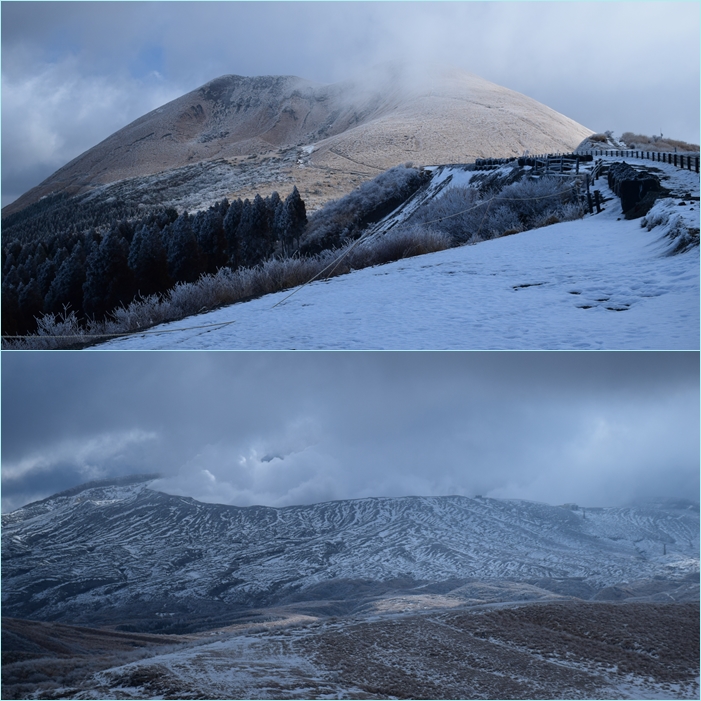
[2,477,697,634]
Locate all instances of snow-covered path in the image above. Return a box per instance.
[96,161,699,350]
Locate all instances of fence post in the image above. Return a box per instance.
[587,192,593,214]
[594,190,601,213]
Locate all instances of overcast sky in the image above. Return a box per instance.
[2,1,699,207]
[2,351,698,513]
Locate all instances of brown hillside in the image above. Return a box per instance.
[3,65,593,216]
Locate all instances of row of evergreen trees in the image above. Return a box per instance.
[2,188,306,336]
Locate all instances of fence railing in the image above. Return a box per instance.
[475,150,699,173]
[583,149,699,173]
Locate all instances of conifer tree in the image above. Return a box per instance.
[223,198,243,268]
[193,208,227,274]
[17,278,44,332]
[128,223,171,297]
[165,212,206,284]
[238,194,273,268]
[45,241,87,315]
[83,226,135,319]
[1,280,20,337]
[36,258,57,298]
[281,186,307,253]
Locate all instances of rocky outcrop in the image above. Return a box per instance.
[607,162,667,218]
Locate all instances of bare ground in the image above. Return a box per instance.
[2,601,698,700]
[300,601,699,699]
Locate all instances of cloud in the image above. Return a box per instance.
[1,50,181,206]
[2,2,698,205]
[1,429,159,512]
[152,415,342,507]
[486,391,700,506]
[2,352,698,513]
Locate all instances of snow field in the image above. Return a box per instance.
[96,157,699,350]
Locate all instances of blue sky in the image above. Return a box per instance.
[1,1,699,207]
[2,351,699,513]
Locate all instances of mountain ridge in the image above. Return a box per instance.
[3,481,697,633]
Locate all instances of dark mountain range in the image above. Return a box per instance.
[2,478,697,635]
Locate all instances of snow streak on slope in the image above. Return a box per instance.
[95,158,699,350]
[2,483,698,629]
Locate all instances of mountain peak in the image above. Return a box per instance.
[3,67,592,218]
[19,473,162,510]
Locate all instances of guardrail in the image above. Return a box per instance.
[476,150,699,174]
[582,149,699,173]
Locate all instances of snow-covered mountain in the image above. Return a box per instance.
[2,477,697,632]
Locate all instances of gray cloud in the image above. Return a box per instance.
[2,351,698,512]
[2,2,698,207]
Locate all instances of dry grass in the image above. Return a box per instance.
[3,602,698,699]
[620,132,700,153]
[1,617,188,700]
[300,601,699,699]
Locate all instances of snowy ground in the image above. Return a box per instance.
[96,158,699,350]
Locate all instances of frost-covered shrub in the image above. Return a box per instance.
[495,176,578,229]
[400,174,580,246]
[350,225,452,267]
[408,186,486,243]
[483,205,523,239]
[3,308,87,349]
[621,132,700,153]
[301,165,428,254]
